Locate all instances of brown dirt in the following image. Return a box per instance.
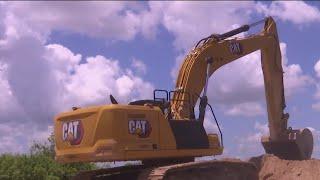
[164,160,258,180]
[249,154,320,180]
[160,154,320,180]
[75,154,320,180]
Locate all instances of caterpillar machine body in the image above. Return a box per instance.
[54,17,313,179]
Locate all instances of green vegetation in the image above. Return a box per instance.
[0,134,96,180]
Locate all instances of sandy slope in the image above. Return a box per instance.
[249,154,320,180]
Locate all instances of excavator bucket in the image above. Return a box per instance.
[261,128,313,160]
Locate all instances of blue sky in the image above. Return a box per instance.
[1,1,320,160]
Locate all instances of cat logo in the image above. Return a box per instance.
[128,120,152,138]
[62,120,84,145]
[229,41,242,55]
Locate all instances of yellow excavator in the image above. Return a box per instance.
[54,17,313,179]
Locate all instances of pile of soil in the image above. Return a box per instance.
[75,154,320,180]
[152,154,320,180]
[249,154,320,180]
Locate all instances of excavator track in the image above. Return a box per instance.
[73,159,258,180]
[138,160,258,180]
[72,165,146,180]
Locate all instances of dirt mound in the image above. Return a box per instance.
[75,154,320,180]
[163,160,258,180]
[249,154,320,180]
[163,155,320,180]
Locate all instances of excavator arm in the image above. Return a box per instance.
[171,17,313,160]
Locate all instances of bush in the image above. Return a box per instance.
[0,133,96,180]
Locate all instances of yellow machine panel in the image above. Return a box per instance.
[55,104,223,163]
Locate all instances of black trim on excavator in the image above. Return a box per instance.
[168,120,209,149]
[129,89,222,149]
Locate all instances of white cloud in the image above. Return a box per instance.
[157,1,255,80]
[131,58,147,74]
[203,115,222,135]
[0,35,154,152]
[2,1,150,41]
[139,2,165,39]
[0,3,6,40]
[146,2,310,117]
[0,122,54,153]
[0,36,62,126]
[281,43,313,97]
[63,55,154,106]
[312,102,320,111]
[236,122,269,155]
[158,1,255,52]
[0,2,158,153]
[284,64,313,97]
[256,1,320,25]
[226,102,264,117]
[0,63,14,112]
[315,60,320,78]
[204,42,311,117]
[254,121,269,135]
[138,1,315,118]
[312,59,320,111]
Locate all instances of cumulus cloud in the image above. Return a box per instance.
[0,35,154,152]
[312,59,320,111]
[307,127,320,155]
[1,37,154,121]
[204,42,311,117]
[203,113,222,135]
[131,58,147,75]
[236,122,269,155]
[312,102,320,111]
[155,1,255,78]
[226,102,264,117]
[0,122,53,154]
[145,1,312,117]
[0,1,157,153]
[315,60,320,78]
[1,1,152,41]
[0,3,6,39]
[0,123,25,153]
[158,1,255,52]
[65,55,153,105]
[256,1,320,25]
[0,36,62,128]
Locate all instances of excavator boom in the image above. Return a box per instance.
[172,17,313,160]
